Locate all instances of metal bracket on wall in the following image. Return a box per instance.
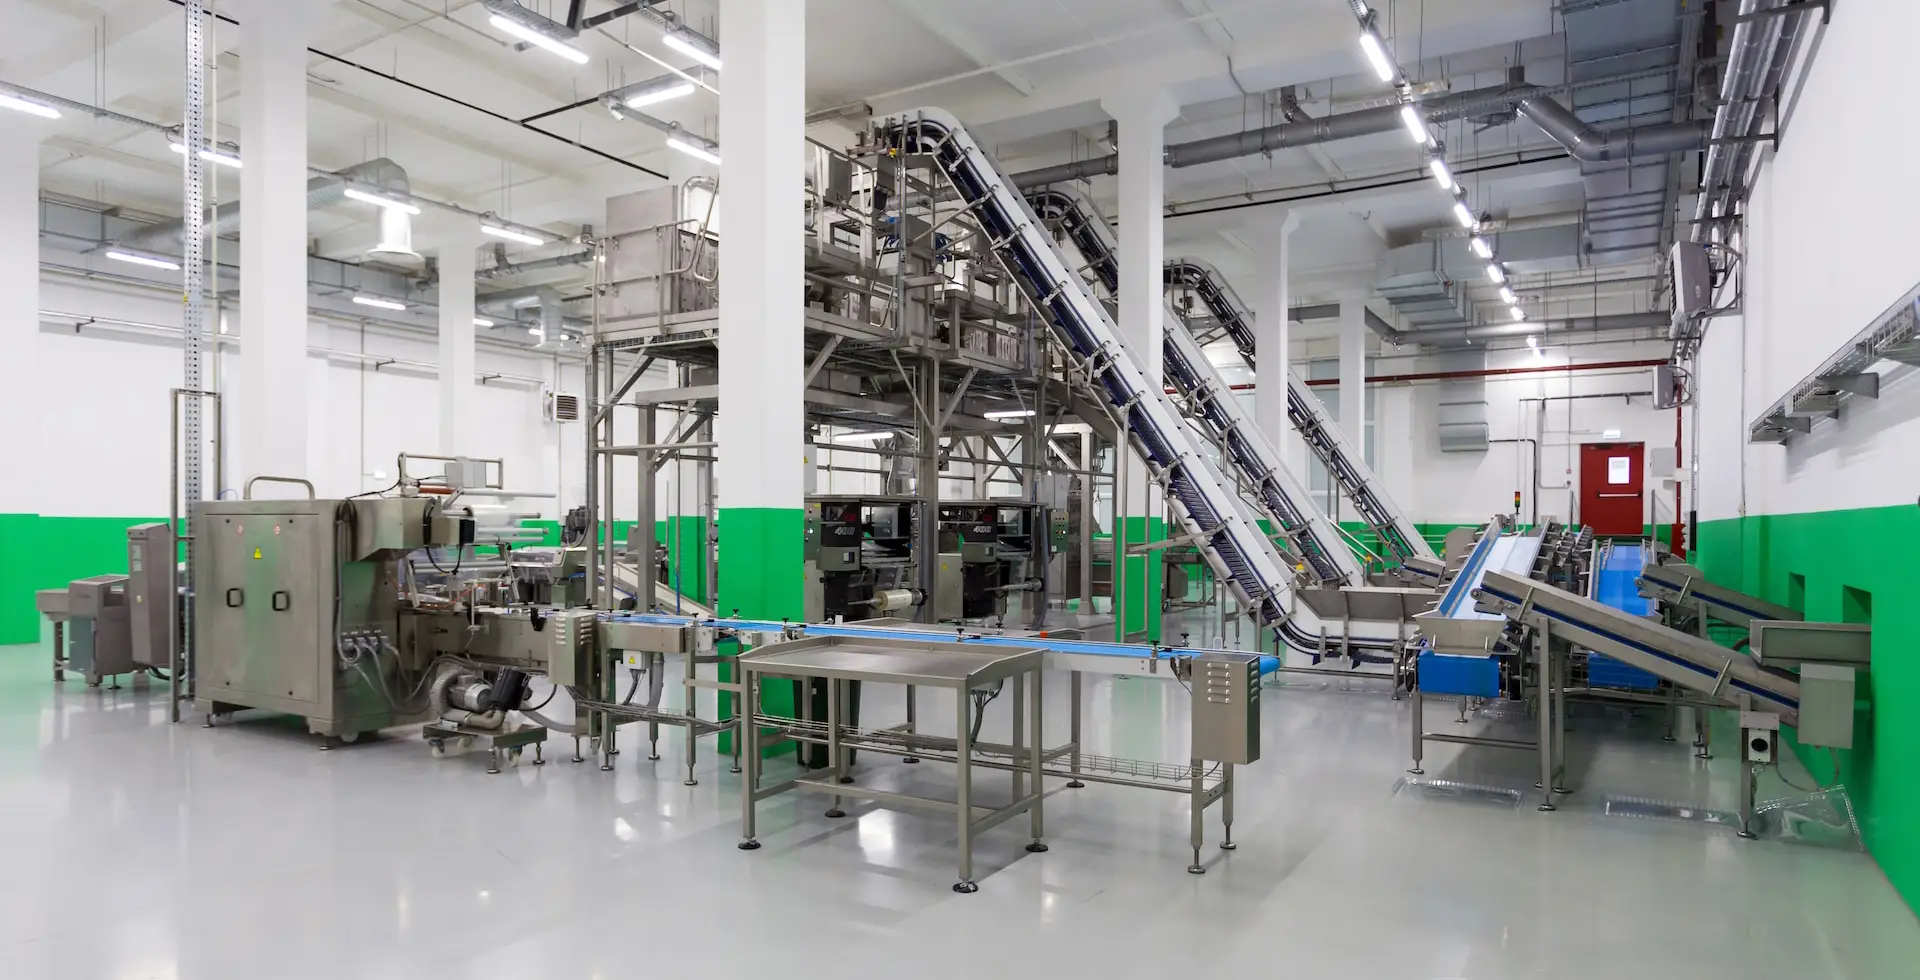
[1749,280,1920,444]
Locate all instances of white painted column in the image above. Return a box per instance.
[236,0,314,492]
[0,124,44,518]
[1103,89,1177,508]
[1338,298,1369,524]
[1251,211,1301,448]
[717,0,805,612]
[436,214,479,455]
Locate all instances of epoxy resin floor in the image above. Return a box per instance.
[4,639,1916,979]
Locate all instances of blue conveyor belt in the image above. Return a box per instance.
[606,613,1283,674]
[1588,542,1660,689]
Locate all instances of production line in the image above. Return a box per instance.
[41,103,1854,894]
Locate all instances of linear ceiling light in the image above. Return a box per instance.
[1450,199,1476,229]
[662,27,721,70]
[480,223,546,246]
[1399,104,1430,145]
[983,409,1037,420]
[1498,286,1517,305]
[1509,306,1527,321]
[1469,236,1493,259]
[352,294,408,311]
[473,317,496,328]
[343,187,422,215]
[666,134,721,166]
[484,0,591,64]
[1427,156,1453,191]
[0,91,61,119]
[617,75,698,109]
[1486,263,1507,284]
[169,142,242,169]
[104,249,181,271]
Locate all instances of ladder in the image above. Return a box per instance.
[878,110,1400,657]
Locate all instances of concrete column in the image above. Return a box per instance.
[436,214,479,456]
[0,124,44,545]
[1101,88,1178,642]
[1338,298,1368,523]
[236,0,314,492]
[1251,212,1301,448]
[717,0,805,620]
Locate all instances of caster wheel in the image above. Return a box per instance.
[430,741,446,758]
[508,748,523,765]
[952,881,978,894]
[824,808,846,819]
[737,839,762,850]
[1186,865,1206,876]
[459,737,475,751]
[1025,842,1049,853]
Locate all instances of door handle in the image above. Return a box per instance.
[271,590,291,612]
[225,587,244,608]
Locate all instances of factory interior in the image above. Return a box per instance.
[3,0,1918,975]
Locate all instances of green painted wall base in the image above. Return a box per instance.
[1697,506,1919,914]
[1115,516,1165,642]
[714,507,804,757]
[0,514,166,646]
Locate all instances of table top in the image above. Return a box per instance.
[739,636,1042,688]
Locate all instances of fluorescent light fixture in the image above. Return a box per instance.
[1509,306,1527,321]
[528,326,544,337]
[983,409,1037,420]
[624,79,696,109]
[104,249,181,271]
[473,317,495,328]
[1357,29,1396,83]
[662,28,721,70]
[480,223,546,246]
[830,430,898,443]
[666,135,721,166]
[1427,156,1453,191]
[1499,286,1517,305]
[352,294,408,311]
[169,142,243,169]
[1451,199,1476,229]
[219,313,230,335]
[343,187,422,215]
[489,14,589,64]
[1486,263,1506,284]
[0,92,61,119]
[1469,236,1492,259]
[1399,104,1429,144]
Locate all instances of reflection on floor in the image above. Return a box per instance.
[3,629,1915,979]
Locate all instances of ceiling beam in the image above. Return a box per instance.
[1171,0,1237,56]
[893,0,1032,98]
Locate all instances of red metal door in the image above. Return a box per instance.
[1579,442,1645,536]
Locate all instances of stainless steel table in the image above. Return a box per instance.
[735,635,1047,893]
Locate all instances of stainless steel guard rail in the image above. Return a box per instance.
[877,109,1400,658]
[1029,188,1359,587]
[1165,256,1432,565]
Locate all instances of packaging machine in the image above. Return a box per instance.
[36,522,176,688]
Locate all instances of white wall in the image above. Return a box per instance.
[1390,338,1676,528]
[1695,4,1920,523]
[30,270,661,523]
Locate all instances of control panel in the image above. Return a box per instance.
[1190,652,1261,764]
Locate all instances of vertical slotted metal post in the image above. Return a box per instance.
[175,0,210,724]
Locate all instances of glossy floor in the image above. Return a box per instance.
[4,638,1915,979]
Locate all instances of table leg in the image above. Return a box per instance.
[599,709,617,772]
[825,677,846,818]
[1010,673,1025,805]
[1408,681,1425,775]
[1536,625,1556,812]
[52,621,64,682]
[1066,670,1084,788]
[1026,667,1047,853]
[1187,756,1205,874]
[953,684,977,894]
[902,683,919,763]
[738,673,762,850]
[1220,762,1236,850]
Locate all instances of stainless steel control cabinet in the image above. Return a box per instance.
[1191,652,1261,764]
[193,499,428,738]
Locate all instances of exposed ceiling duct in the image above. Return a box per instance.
[1512,92,1707,163]
[1691,0,1808,243]
[1375,224,1586,328]
[1397,311,1672,346]
[1010,81,1530,189]
[116,158,422,270]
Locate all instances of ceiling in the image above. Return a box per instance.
[10,0,1688,340]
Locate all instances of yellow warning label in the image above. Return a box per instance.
[252,547,263,560]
